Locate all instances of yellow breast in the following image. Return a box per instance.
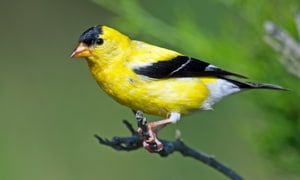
[87,58,214,117]
[84,31,216,118]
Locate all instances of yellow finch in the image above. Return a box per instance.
[71,25,285,151]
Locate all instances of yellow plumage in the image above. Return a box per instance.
[72,26,218,118]
[71,25,285,121]
[71,25,285,151]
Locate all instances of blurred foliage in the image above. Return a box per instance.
[94,0,300,174]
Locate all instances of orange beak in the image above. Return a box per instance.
[70,42,91,58]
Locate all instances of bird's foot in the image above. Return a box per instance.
[137,126,164,152]
[135,110,165,152]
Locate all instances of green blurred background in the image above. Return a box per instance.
[1,0,299,179]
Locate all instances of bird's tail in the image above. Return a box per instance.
[223,77,287,91]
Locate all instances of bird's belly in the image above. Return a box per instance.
[97,74,214,117]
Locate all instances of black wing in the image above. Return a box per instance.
[133,56,246,79]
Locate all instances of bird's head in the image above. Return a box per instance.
[71,25,130,60]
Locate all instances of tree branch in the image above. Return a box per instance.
[94,111,244,180]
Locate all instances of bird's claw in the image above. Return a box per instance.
[138,127,164,152]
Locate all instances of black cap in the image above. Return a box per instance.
[78,25,103,46]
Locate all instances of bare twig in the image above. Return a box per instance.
[264,15,300,78]
[94,111,244,180]
[293,12,300,38]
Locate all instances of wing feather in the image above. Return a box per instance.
[133,55,246,79]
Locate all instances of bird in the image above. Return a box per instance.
[71,25,285,151]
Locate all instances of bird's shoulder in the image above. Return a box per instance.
[127,40,181,64]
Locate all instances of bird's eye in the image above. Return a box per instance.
[96,38,104,45]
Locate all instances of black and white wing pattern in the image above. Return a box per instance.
[133,55,246,79]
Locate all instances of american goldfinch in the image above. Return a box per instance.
[71,25,285,151]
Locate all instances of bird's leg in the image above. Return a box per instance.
[137,118,172,152]
[149,119,172,133]
[148,119,174,150]
[152,123,168,134]
[136,111,180,152]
